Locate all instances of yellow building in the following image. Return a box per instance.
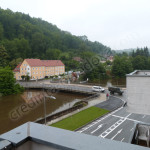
[13,59,65,80]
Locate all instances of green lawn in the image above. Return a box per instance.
[51,106,109,131]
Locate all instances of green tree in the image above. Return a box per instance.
[10,57,23,69]
[0,67,24,96]
[0,45,9,67]
[46,48,61,60]
[82,63,106,82]
[112,56,133,78]
[132,56,148,70]
[0,23,4,40]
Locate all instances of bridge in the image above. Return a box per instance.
[18,82,96,95]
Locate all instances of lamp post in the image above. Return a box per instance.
[44,95,56,125]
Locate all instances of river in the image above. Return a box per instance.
[0,89,87,134]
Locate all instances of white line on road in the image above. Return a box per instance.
[142,115,146,118]
[130,128,133,131]
[111,129,123,140]
[77,107,124,133]
[99,113,131,138]
[91,124,103,134]
[121,138,124,142]
[112,114,144,123]
[112,115,124,119]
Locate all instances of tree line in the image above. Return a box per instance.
[0,8,112,70]
[111,47,150,78]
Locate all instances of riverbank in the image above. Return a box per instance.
[47,93,106,125]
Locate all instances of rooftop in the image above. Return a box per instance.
[127,70,150,77]
[0,122,149,150]
[25,59,64,67]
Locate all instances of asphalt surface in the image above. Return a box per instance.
[76,91,150,143]
[95,96,124,111]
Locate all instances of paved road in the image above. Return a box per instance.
[95,96,124,111]
[76,92,150,143]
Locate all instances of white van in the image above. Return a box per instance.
[92,86,105,92]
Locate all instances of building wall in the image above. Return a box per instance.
[126,76,150,115]
[54,66,65,75]
[14,72,21,80]
[31,66,45,79]
[14,59,65,80]
[20,60,31,77]
[14,60,65,80]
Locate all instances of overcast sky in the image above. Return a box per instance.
[0,0,150,50]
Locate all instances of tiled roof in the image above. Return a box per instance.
[25,59,43,67]
[41,60,64,67]
[25,59,64,67]
[13,64,21,72]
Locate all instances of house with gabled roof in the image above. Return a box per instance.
[13,59,65,80]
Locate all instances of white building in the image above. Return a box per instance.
[126,70,150,115]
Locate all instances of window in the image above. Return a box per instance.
[28,68,29,70]
[33,68,34,70]
[36,68,38,70]
[21,68,23,70]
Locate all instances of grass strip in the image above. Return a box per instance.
[51,106,109,131]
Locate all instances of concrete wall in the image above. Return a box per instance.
[127,76,150,115]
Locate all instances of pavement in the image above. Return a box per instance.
[76,91,150,143]
[95,96,124,111]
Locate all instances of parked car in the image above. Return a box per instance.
[108,86,123,95]
[92,86,105,92]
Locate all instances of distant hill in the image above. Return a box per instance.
[116,48,150,54]
[115,49,135,54]
[0,8,112,63]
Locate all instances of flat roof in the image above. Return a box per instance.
[127,70,150,77]
[0,122,149,150]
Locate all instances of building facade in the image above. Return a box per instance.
[13,59,65,80]
[126,70,150,115]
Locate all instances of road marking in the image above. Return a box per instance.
[91,124,103,134]
[142,115,146,118]
[121,138,124,142]
[77,107,124,133]
[112,114,144,123]
[130,128,133,131]
[99,113,131,138]
[112,115,124,119]
[111,129,122,140]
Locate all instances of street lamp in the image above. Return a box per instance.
[44,95,56,125]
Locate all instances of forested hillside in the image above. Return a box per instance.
[0,8,112,70]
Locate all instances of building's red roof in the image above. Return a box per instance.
[25,59,64,67]
[13,64,21,72]
[25,59,43,67]
[41,60,64,67]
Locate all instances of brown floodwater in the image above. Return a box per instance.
[88,78,126,87]
[0,89,87,134]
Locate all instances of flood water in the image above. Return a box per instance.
[0,89,87,134]
[88,78,126,87]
